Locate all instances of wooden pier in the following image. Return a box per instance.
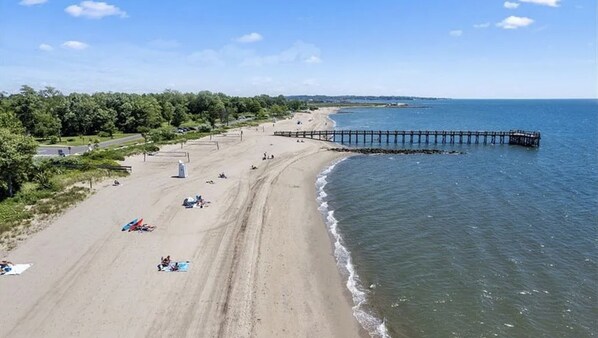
[274,130,540,147]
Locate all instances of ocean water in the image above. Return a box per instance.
[317,100,598,337]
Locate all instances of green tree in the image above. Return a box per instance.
[12,85,44,134]
[246,99,261,114]
[0,106,23,130]
[207,98,225,127]
[162,101,175,123]
[102,122,117,137]
[33,111,62,138]
[269,104,286,117]
[171,104,188,127]
[0,128,37,198]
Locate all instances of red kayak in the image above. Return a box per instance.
[128,218,143,232]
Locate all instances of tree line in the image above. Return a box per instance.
[0,86,309,200]
[0,85,308,140]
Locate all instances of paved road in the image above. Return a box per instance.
[36,118,256,156]
[37,134,143,156]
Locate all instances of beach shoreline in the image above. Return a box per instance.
[0,107,364,337]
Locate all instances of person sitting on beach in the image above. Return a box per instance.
[218,173,227,179]
[113,179,120,186]
[251,165,257,170]
[171,262,179,271]
[158,256,171,271]
[140,224,156,232]
[270,154,274,159]
[1,260,13,274]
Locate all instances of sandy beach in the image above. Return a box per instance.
[0,108,364,337]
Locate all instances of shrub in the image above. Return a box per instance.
[197,124,211,132]
[97,131,110,138]
[148,127,176,142]
[82,149,125,161]
[49,135,59,144]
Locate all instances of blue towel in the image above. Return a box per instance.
[159,261,189,272]
[176,261,189,272]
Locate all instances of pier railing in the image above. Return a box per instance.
[274,130,541,147]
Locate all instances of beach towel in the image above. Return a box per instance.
[0,264,32,276]
[159,261,189,272]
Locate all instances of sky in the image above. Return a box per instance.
[0,0,596,98]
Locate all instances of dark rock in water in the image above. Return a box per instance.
[329,148,463,155]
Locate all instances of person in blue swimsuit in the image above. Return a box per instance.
[0,260,13,275]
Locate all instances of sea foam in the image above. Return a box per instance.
[316,157,390,338]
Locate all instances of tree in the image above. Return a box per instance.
[100,111,117,137]
[246,99,261,114]
[162,101,175,123]
[0,106,23,131]
[207,98,225,127]
[33,111,61,139]
[0,128,37,198]
[269,104,286,117]
[171,104,188,127]
[12,85,45,134]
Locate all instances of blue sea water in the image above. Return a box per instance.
[317,100,598,337]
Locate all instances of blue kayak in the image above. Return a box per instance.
[121,218,138,231]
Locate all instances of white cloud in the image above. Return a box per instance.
[187,41,322,68]
[449,30,463,37]
[19,0,47,6]
[473,22,491,29]
[241,41,322,67]
[504,1,520,9]
[235,32,263,43]
[304,55,322,64]
[39,43,53,51]
[497,16,534,29]
[65,1,127,19]
[62,40,89,50]
[519,0,560,7]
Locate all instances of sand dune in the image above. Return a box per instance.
[0,108,363,337]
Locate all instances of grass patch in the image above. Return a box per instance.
[82,143,159,161]
[36,133,136,146]
[0,158,129,239]
[34,186,90,216]
[0,201,32,235]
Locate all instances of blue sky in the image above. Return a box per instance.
[1,0,596,98]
